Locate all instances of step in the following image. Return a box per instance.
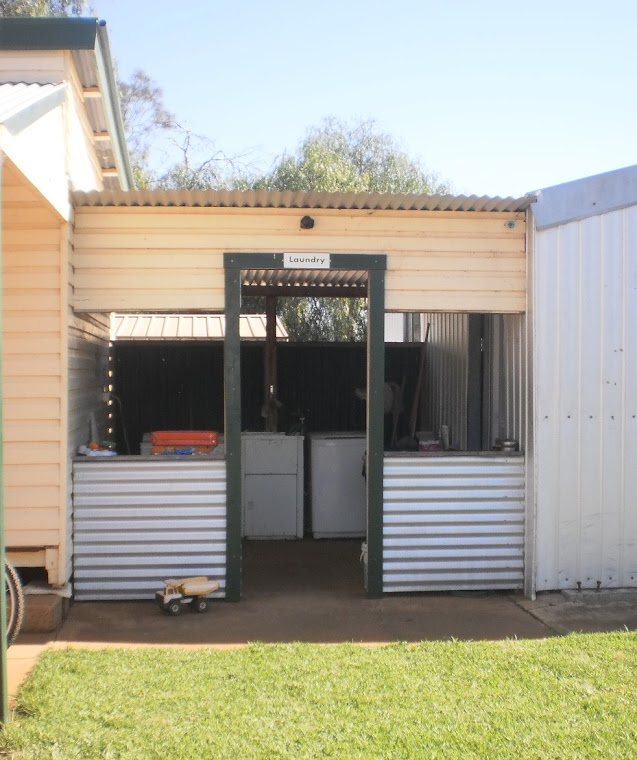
[22,594,69,634]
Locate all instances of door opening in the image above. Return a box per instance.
[223,253,386,601]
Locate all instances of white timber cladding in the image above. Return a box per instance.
[71,207,526,313]
[0,50,67,85]
[383,455,525,592]
[72,459,227,600]
[63,53,105,194]
[534,206,637,590]
[2,160,66,575]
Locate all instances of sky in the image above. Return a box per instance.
[93,0,637,198]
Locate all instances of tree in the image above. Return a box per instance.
[117,69,176,183]
[0,0,84,14]
[255,117,449,195]
[244,118,449,341]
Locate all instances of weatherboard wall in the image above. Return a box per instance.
[2,158,67,582]
[72,206,526,313]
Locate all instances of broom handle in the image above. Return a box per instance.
[409,322,430,439]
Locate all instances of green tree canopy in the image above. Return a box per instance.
[0,0,84,15]
[241,118,450,341]
[254,117,449,195]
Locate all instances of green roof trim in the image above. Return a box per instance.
[0,16,98,50]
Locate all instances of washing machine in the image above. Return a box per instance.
[309,432,366,538]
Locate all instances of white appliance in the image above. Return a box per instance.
[242,433,304,539]
[309,432,366,538]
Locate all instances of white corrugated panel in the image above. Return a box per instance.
[485,314,526,448]
[384,314,405,342]
[73,459,226,600]
[534,205,637,590]
[383,456,525,592]
[0,82,64,125]
[422,314,469,449]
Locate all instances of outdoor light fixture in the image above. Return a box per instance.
[300,215,315,229]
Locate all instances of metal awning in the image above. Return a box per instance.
[111,313,288,341]
[241,267,368,296]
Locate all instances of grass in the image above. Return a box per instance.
[1,633,636,759]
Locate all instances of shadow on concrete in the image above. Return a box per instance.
[54,540,554,646]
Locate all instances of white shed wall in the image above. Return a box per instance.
[533,206,637,591]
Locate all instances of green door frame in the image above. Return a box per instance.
[0,151,8,722]
[223,252,386,601]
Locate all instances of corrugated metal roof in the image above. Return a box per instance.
[0,81,64,128]
[73,188,536,213]
[241,268,368,294]
[111,314,289,341]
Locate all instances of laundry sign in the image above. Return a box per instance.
[283,253,331,269]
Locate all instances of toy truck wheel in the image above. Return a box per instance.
[192,597,208,613]
[167,600,182,616]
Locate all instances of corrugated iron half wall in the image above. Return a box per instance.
[383,455,525,592]
[73,459,226,600]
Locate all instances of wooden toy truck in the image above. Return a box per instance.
[155,576,220,615]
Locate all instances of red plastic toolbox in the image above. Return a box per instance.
[151,431,218,446]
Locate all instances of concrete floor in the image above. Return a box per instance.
[8,539,637,701]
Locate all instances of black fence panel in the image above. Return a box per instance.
[113,342,421,454]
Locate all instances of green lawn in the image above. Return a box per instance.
[2,633,636,759]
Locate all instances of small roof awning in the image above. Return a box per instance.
[111,313,289,341]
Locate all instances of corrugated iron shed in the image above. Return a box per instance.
[111,313,288,341]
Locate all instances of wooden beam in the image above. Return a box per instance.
[82,86,101,98]
[263,295,278,432]
[93,131,110,141]
[224,265,242,602]
[366,266,386,599]
[101,168,119,177]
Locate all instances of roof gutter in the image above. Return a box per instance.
[94,21,134,190]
